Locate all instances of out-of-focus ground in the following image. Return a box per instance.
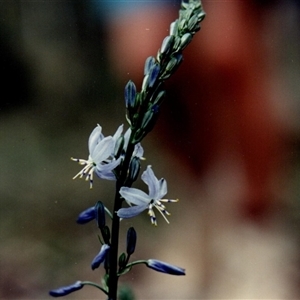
[1,1,300,299]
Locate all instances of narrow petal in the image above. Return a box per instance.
[88,125,103,154]
[133,143,144,158]
[92,136,114,162]
[113,124,124,141]
[76,206,95,224]
[95,157,122,180]
[119,187,150,205]
[91,244,110,270]
[97,157,122,172]
[123,128,131,149]
[147,259,185,275]
[141,166,160,199]
[96,169,116,180]
[117,204,148,218]
[158,178,167,199]
[49,281,83,297]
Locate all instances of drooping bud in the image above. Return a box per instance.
[49,281,83,297]
[91,244,110,270]
[146,259,185,275]
[76,206,95,224]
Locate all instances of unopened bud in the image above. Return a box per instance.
[126,227,137,255]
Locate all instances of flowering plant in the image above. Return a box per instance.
[49,1,205,299]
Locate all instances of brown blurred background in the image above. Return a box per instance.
[1,0,300,299]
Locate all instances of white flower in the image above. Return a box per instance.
[117,166,178,225]
[71,125,122,188]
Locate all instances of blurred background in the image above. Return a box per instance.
[1,0,300,299]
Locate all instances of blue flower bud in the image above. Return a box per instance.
[91,244,110,270]
[144,56,156,76]
[49,281,83,297]
[147,259,185,275]
[148,63,160,88]
[95,201,105,229]
[126,227,137,255]
[76,206,95,224]
[124,80,136,108]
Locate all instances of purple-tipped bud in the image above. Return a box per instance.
[124,80,136,108]
[49,281,83,297]
[144,56,156,76]
[147,259,185,275]
[76,206,95,224]
[91,244,110,270]
[148,64,160,88]
[126,227,137,255]
[95,201,105,229]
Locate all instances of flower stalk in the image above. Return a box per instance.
[49,1,205,299]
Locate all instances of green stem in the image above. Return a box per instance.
[126,260,147,269]
[81,281,108,295]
